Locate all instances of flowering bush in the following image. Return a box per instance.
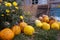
[0,0,23,30]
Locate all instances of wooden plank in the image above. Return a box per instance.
[49,0,60,4]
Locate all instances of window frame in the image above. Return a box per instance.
[32,0,38,4]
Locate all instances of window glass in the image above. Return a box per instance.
[38,0,48,5]
[32,0,38,4]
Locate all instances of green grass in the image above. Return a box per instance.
[13,27,59,40]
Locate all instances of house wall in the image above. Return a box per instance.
[21,0,49,16]
[50,0,60,8]
[22,5,38,16]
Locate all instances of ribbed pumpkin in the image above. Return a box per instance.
[4,39,11,40]
[35,20,42,28]
[0,28,14,40]
[51,22,59,30]
[39,16,43,22]
[0,31,1,38]
[24,25,35,35]
[42,22,50,30]
[49,16,56,25]
[11,25,21,35]
[0,0,2,3]
[49,20,55,25]
[58,22,60,29]
[43,16,49,22]
[19,22,27,32]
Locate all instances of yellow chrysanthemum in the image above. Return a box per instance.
[5,2,12,7]
[1,14,4,16]
[20,16,23,19]
[6,9,10,13]
[13,2,18,7]
[15,7,18,9]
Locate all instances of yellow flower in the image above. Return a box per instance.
[5,2,12,7]
[15,7,18,9]
[6,9,10,13]
[13,2,18,7]
[1,14,4,16]
[20,16,23,19]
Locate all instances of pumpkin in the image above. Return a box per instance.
[4,39,11,40]
[0,28,14,40]
[0,0,2,3]
[42,22,50,30]
[38,16,43,22]
[51,22,59,30]
[42,15,48,18]
[24,25,35,35]
[35,20,42,28]
[19,22,27,32]
[49,16,56,25]
[58,22,60,29]
[49,20,55,25]
[0,31,0,37]
[35,20,41,23]
[11,25,21,35]
[42,15,49,22]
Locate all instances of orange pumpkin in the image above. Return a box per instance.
[49,20,55,25]
[4,39,11,40]
[11,25,21,35]
[42,15,49,22]
[0,0,2,3]
[0,28,14,40]
[19,22,27,32]
[0,31,1,38]
[49,17,55,25]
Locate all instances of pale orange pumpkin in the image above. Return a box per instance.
[0,28,14,40]
[11,25,21,35]
[42,15,48,18]
[38,16,43,22]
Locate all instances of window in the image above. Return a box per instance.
[32,0,38,4]
[38,0,48,5]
